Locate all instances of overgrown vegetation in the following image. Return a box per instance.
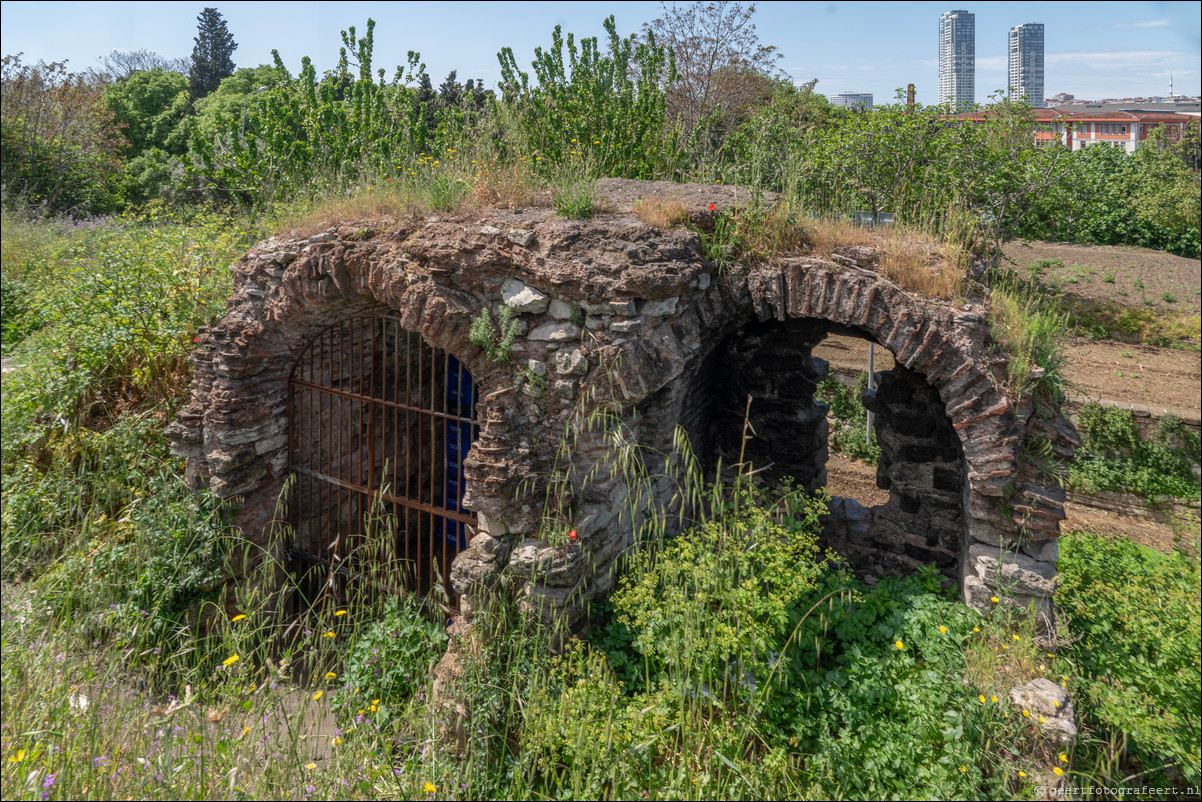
[3,5,1200,801]
[1057,532,1202,787]
[815,372,881,464]
[1069,403,1202,503]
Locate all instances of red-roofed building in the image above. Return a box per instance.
[954,108,1193,152]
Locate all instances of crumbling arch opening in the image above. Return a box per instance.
[286,313,479,607]
[677,316,966,583]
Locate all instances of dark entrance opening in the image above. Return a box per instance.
[286,314,479,608]
[679,316,966,583]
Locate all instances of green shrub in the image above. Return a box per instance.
[1058,532,1202,784]
[1070,404,1201,502]
[331,595,448,727]
[468,304,519,363]
[816,372,881,464]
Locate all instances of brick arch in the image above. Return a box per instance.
[170,234,519,567]
[171,198,1073,630]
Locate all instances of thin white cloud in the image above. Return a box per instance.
[1113,19,1170,29]
[1046,49,1191,70]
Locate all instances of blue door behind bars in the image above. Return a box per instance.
[443,355,478,550]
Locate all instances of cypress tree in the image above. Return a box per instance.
[188,7,237,100]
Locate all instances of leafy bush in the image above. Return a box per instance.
[816,372,881,464]
[331,595,448,727]
[1070,404,1201,502]
[608,487,829,694]
[1058,532,1202,784]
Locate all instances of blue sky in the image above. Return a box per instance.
[2,1,1199,105]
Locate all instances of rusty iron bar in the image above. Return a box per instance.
[285,315,478,608]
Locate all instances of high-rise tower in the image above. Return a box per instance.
[939,9,975,109]
[1008,23,1045,107]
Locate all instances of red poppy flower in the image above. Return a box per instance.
[568,530,577,540]
[708,204,717,211]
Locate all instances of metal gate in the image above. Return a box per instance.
[286,315,478,609]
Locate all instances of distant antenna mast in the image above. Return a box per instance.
[1169,72,1174,98]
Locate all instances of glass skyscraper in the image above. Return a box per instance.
[939,9,975,110]
[1008,23,1045,108]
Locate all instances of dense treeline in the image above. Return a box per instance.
[1,12,1198,258]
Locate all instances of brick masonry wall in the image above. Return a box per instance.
[168,179,1078,631]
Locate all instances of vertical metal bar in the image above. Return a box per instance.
[867,341,876,443]
[366,319,376,545]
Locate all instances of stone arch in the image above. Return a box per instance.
[168,228,523,609]
[171,185,1075,630]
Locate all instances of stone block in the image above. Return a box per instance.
[642,296,679,316]
[554,348,588,376]
[548,298,575,319]
[1010,679,1077,745]
[502,277,550,314]
[969,543,1056,597]
[528,322,581,342]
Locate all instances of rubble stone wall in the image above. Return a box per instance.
[169,179,1078,630]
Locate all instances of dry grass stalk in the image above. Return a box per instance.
[879,228,965,300]
[739,203,808,259]
[469,160,538,209]
[802,216,876,256]
[278,189,418,238]
[633,194,689,229]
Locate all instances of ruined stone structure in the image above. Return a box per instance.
[168,179,1078,629]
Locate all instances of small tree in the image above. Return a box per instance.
[94,49,189,82]
[1,54,127,214]
[189,7,237,100]
[643,1,784,137]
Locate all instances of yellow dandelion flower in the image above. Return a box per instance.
[895,640,904,650]
[1039,716,1047,723]
[325,672,337,680]
[306,762,317,770]
[1053,766,1064,776]
[1013,634,1020,641]
[312,691,323,701]
[1018,770,1027,777]
[990,596,999,603]
[334,610,348,617]
[1059,754,1068,763]
[8,749,25,763]
[991,695,998,703]
[372,699,380,705]
[1022,709,1030,717]
[1002,644,1009,650]
[424,782,437,794]
[1061,681,1067,688]
[223,654,240,667]
[959,765,967,773]
[1053,701,1060,707]
[332,736,342,746]
[241,725,251,737]
[973,626,980,633]
[979,694,986,703]
[939,625,947,633]
[323,631,335,638]
[231,614,247,622]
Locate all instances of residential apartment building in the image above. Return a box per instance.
[1008,23,1044,108]
[939,9,975,109]
[829,92,874,110]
